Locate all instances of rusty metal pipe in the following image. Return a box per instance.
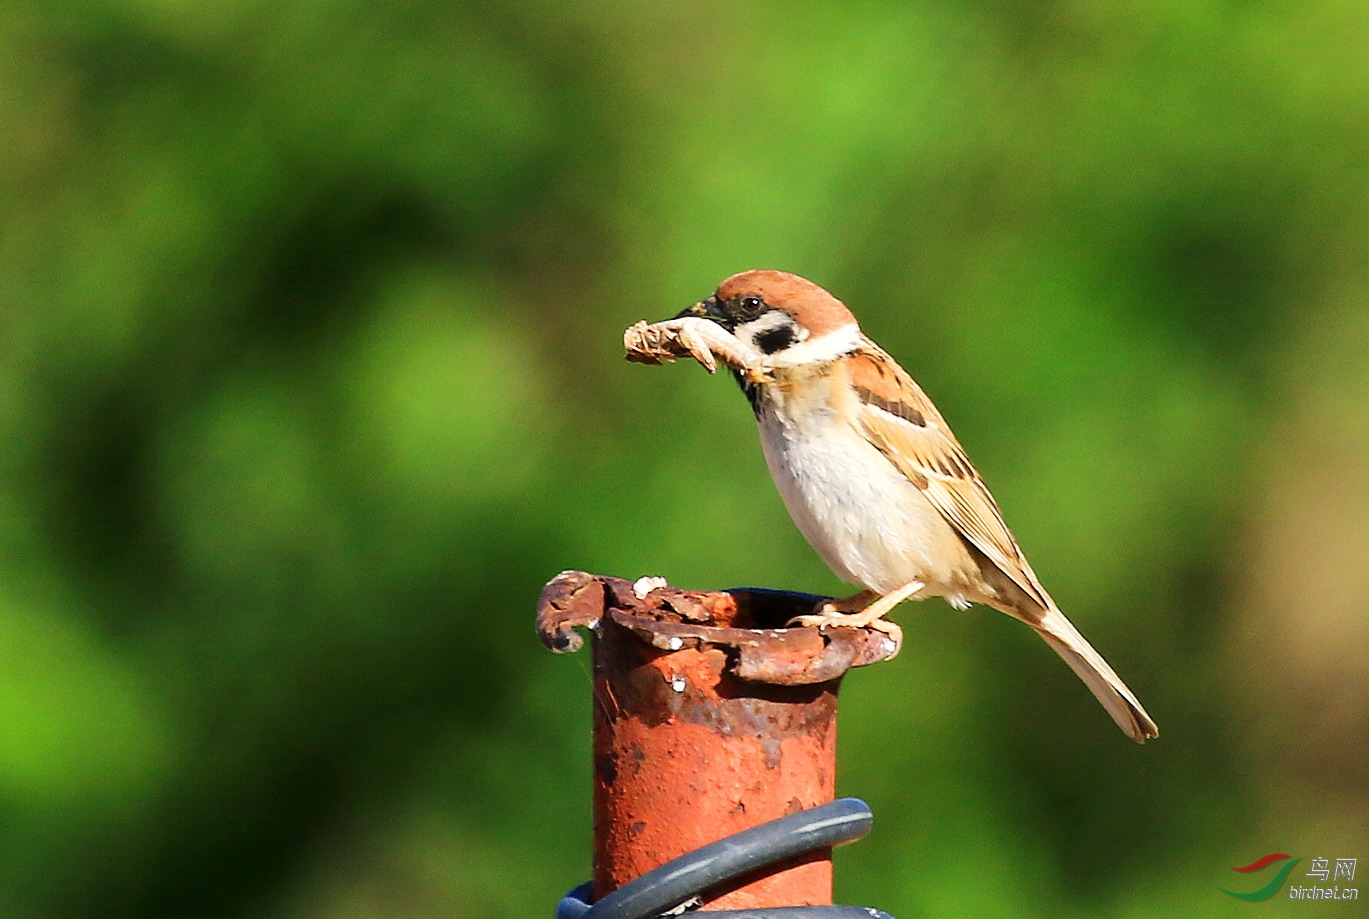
[537,572,896,912]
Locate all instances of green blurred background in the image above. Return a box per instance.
[2,2,1366,916]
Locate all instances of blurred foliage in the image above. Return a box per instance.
[1,1,1367,917]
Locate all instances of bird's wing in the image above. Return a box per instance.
[845,345,1051,610]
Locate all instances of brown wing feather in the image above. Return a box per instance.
[845,345,1052,611]
[841,343,1156,741]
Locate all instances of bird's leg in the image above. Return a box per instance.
[790,581,924,628]
[815,589,877,614]
[786,580,925,654]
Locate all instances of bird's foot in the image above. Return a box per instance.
[787,589,902,651]
[787,607,904,657]
[785,581,926,658]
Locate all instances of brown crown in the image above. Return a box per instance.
[715,270,857,336]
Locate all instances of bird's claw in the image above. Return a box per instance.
[785,610,903,656]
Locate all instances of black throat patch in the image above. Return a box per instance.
[730,369,761,413]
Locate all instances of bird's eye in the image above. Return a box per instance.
[740,296,763,312]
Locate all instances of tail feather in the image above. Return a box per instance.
[1032,608,1159,743]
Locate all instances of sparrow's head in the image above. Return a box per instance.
[677,270,859,359]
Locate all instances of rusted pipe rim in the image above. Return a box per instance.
[536,571,897,686]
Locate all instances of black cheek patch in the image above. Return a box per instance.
[754,324,796,354]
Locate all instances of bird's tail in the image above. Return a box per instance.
[1031,606,1159,743]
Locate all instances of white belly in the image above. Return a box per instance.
[755,393,957,596]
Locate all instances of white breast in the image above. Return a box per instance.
[754,378,959,596]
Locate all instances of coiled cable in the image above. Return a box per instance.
[555,798,894,919]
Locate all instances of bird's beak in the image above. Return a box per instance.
[675,295,721,322]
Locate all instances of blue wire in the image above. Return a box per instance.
[555,798,894,918]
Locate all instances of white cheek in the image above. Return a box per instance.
[761,323,861,368]
[735,312,806,351]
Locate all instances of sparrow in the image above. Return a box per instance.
[625,269,1158,742]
